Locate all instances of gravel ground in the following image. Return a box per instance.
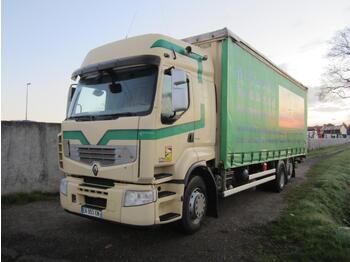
[1,156,327,262]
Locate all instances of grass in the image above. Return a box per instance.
[258,147,350,261]
[307,142,350,159]
[1,191,57,205]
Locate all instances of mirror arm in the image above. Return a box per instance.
[169,111,176,118]
[161,112,180,125]
[164,66,174,75]
[178,110,186,118]
[172,49,177,60]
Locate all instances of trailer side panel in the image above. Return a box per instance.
[221,38,307,169]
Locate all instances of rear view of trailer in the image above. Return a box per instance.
[185,28,308,169]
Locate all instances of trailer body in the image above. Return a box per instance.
[184,29,307,170]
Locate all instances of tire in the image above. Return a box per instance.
[291,161,296,178]
[273,161,286,193]
[181,176,207,233]
[285,159,293,183]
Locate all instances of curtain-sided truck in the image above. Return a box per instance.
[59,28,307,233]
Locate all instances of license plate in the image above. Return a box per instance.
[81,206,102,218]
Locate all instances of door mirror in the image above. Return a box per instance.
[171,69,188,112]
[66,84,77,118]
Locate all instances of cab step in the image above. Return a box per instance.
[154,173,172,180]
[159,212,180,222]
[154,173,173,183]
[158,191,176,198]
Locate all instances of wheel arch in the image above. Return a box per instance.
[184,161,218,218]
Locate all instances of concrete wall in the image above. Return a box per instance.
[1,121,63,195]
[308,138,350,150]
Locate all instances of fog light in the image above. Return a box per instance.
[123,190,157,207]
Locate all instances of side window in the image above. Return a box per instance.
[161,71,190,124]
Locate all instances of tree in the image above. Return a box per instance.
[320,27,350,99]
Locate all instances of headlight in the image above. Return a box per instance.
[124,190,157,207]
[60,178,68,196]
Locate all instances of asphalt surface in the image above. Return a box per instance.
[2,157,319,262]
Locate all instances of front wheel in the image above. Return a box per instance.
[181,176,207,233]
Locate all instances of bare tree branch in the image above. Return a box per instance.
[320,26,350,100]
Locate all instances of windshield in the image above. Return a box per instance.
[68,65,158,120]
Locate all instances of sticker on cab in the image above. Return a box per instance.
[164,145,172,162]
[159,145,173,162]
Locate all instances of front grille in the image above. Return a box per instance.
[79,146,116,165]
[85,196,107,209]
[83,177,115,189]
[78,177,113,196]
[78,187,108,196]
[69,144,137,166]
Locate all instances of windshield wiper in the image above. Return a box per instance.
[116,112,138,117]
[93,112,138,120]
[70,112,138,121]
[69,115,95,121]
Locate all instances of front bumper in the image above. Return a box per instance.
[60,176,182,225]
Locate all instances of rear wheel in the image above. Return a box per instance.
[286,159,293,183]
[181,176,207,234]
[273,161,286,192]
[292,161,296,178]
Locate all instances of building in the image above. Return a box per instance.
[307,125,323,139]
[322,123,348,138]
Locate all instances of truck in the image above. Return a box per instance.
[59,28,307,233]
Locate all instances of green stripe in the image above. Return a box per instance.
[64,105,205,145]
[63,131,90,145]
[195,104,205,129]
[97,130,138,145]
[198,62,204,83]
[99,104,205,145]
[150,39,204,83]
[63,104,205,145]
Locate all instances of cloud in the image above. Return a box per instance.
[308,109,350,126]
[298,38,325,53]
[307,86,322,106]
[309,96,350,111]
[308,98,350,125]
[307,84,350,125]
[310,104,350,113]
[292,20,304,28]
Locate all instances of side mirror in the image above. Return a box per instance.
[171,69,188,112]
[66,84,77,118]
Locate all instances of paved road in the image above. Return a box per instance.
[2,157,317,262]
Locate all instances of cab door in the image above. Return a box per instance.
[155,67,196,170]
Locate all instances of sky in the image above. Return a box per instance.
[1,0,350,125]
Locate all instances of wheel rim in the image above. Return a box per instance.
[189,188,206,224]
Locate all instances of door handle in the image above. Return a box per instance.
[187,132,194,143]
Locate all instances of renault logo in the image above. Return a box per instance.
[92,164,99,176]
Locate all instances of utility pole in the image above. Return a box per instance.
[25,83,31,120]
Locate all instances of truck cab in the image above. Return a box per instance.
[59,34,217,231]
